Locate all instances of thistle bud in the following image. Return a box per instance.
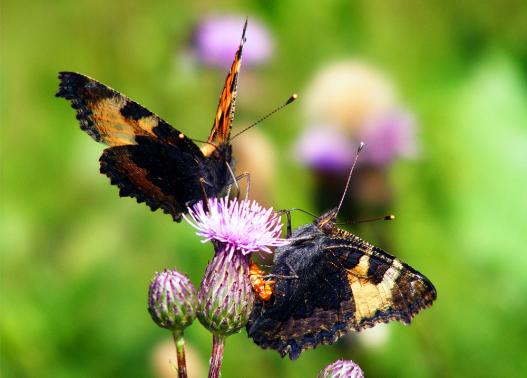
[318,360,365,378]
[148,269,197,332]
[197,248,254,336]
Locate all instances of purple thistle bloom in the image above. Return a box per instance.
[184,197,288,255]
[191,15,273,67]
[318,359,365,378]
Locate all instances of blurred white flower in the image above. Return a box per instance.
[304,60,396,135]
[355,323,390,349]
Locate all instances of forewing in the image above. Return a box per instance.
[248,230,436,360]
[204,20,247,155]
[99,137,221,221]
[57,72,219,220]
[56,71,201,154]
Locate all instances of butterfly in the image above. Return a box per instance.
[247,149,437,360]
[56,21,248,221]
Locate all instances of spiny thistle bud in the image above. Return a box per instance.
[148,269,197,332]
[184,197,287,336]
[197,248,253,335]
[318,359,365,378]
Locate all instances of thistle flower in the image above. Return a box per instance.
[148,269,197,378]
[184,197,286,256]
[318,360,365,378]
[148,269,197,332]
[184,197,286,378]
[191,15,273,68]
[184,197,287,336]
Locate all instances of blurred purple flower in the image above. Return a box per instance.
[318,359,364,378]
[359,110,418,166]
[296,110,418,172]
[191,15,273,67]
[184,197,287,255]
[296,125,356,172]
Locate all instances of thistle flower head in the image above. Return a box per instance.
[197,249,254,336]
[184,197,286,336]
[184,197,288,255]
[148,269,197,332]
[318,360,365,378]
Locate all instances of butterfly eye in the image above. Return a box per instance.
[320,220,335,234]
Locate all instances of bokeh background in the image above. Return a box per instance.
[2,1,527,377]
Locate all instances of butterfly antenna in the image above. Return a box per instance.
[338,214,395,226]
[335,142,365,218]
[242,18,248,42]
[231,94,298,140]
[179,132,218,149]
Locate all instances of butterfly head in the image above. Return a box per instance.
[316,208,339,234]
[201,141,232,162]
[200,142,219,157]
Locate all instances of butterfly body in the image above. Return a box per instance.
[57,21,247,221]
[247,209,436,360]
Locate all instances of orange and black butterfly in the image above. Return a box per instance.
[247,146,437,360]
[247,208,437,360]
[56,21,247,221]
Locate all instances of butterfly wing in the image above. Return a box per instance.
[56,72,200,149]
[201,20,247,157]
[57,72,226,221]
[247,224,436,360]
[99,138,227,221]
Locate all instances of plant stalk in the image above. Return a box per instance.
[172,330,188,378]
[208,334,225,378]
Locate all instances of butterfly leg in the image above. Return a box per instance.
[224,161,251,200]
[234,172,251,200]
[225,161,238,198]
[275,209,293,238]
[264,273,298,280]
[264,262,299,280]
[199,177,211,211]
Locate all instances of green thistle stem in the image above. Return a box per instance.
[208,334,225,378]
[172,330,187,378]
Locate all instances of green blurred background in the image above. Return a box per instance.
[2,1,527,377]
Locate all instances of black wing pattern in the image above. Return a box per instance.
[247,222,436,360]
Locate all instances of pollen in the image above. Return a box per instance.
[249,262,275,301]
